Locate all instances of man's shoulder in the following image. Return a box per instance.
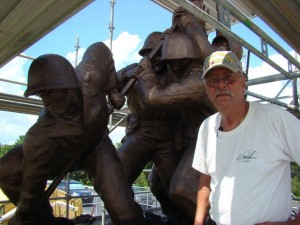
[251,101,288,115]
[250,102,298,124]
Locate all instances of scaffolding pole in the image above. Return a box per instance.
[215,0,300,71]
[74,35,80,67]
[171,0,293,78]
[108,0,116,51]
[108,0,116,129]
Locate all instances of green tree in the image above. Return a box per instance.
[134,162,153,187]
[115,142,122,149]
[13,135,25,146]
[291,162,300,197]
[0,135,24,157]
[0,144,11,157]
[69,171,92,186]
[292,176,300,197]
[134,171,149,187]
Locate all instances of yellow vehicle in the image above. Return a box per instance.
[0,185,83,224]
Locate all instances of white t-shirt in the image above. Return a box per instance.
[192,102,300,225]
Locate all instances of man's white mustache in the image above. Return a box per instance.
[215,90,234,97]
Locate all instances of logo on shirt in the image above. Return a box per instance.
[236,150,259,162]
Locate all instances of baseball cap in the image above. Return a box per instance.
[202,51,242,78]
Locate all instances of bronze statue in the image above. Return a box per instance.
[116,24,215,225]
[116,31,182,223]
[0,3,244,224]
[136,30,216,223]
[133,5,243,224]
[111,6,216,224]
[115,6,215,224]
[0,43,146,225]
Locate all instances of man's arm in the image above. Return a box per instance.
[195,173,211,225]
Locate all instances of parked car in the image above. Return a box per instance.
[57,180,93,205]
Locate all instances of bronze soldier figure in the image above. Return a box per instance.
[137,31,216,224]
[117,32,180,223]
[0,43,146,225]
[116,32,183,224]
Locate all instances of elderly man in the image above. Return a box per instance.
[193,51,300,225]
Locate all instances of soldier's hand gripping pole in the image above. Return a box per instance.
[108,23,178,115]
[107,36,165,115]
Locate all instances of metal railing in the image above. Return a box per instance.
[0,177,160,225]
[292,193,300,219]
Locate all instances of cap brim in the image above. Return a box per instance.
[202,64,240,79]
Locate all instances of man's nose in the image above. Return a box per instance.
[216,77,228,87]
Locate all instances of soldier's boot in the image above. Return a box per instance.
[144,211,166,225]
[39,215,75,225]
[120,218,149,225]
[165,210,193,225]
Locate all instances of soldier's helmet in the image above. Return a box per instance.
[138,31,163,56]
[24,54,79,97]
[160,32,197,61]
[212,35,230,49]
[212,35,243,60]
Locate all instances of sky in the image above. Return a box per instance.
[0,0,298,145]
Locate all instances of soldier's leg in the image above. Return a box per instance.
[0,144,73,225]
[85,136,146,225]
[151,132,194,225]
[148,165,176,216]
[169,139,199,220]
[11,135,57,225]
[151,124,181,195]
[118,129,152,185]
[0,145,23,205]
